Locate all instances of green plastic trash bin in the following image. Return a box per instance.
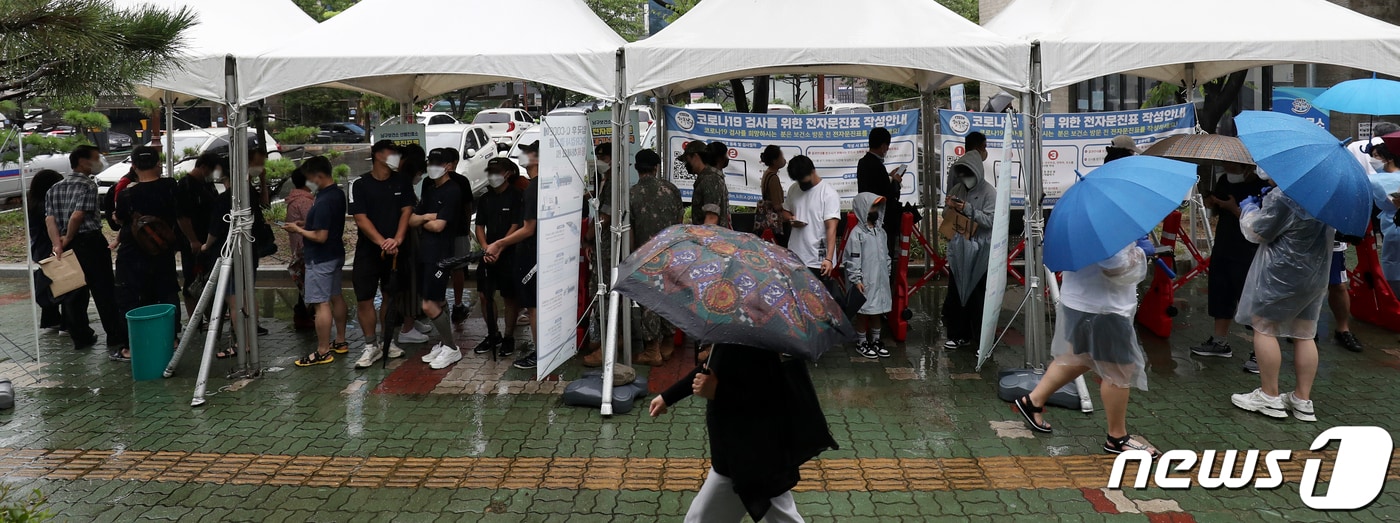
[126,304,177,381]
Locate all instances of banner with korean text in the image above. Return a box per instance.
[535,114,589,379]
[939,104,1196,207]
[662,106,921,206]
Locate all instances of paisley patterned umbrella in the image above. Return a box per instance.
[614,224,856,361]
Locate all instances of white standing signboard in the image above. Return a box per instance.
[976,114,1017,369]
[535,114,589,379]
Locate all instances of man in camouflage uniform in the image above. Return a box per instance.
[681,140,730,229]
[630,150,684,366]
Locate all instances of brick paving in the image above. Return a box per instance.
[0,276,1394,520]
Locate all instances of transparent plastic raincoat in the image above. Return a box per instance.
[1051,242,1149,390]
[1234,189,1333,339]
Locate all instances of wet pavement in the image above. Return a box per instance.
[0,272,1396,521]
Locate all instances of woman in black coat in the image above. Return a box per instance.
[651,343,837,522]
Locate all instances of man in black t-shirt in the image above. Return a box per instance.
[286,157,350,367]
[348,140,413,366]
[1191,164,1267,361]
[427,148,477,325]
[473,158,522,358]
[485,141,540,370]
[175,152,220,313]
[412,156,465,369]
[112,147,180,362]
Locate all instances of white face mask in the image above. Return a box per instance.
[248,166,263,178]
[519,155,533,168]
[426,166,447,180]
[211,168,224,182]
[1370,157,1387,172]
[98,156,109,170]
[1257,170,1271,181]
[488,174,505,188]
[962,176,977,190]
[306,179,319,191]
[1225,173,1245,184]
[384,154,402,170]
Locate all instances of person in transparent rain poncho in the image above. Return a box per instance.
[1014,240,1157,457]
[1229,178,1333,423]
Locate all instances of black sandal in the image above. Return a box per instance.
[1014,395,1053,433]
[216,346,238,359]
[1104,434,1159,458]
[330,341,350,354]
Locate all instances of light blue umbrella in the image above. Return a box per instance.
[1235,111,1372,236]
[1311,77,1400,116]
[1044,156,1196,273]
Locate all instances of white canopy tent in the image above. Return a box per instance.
[980,0,1400,398]
[610,0,1031,415]
[112,0,318,104]
[624,0,1030,96]
[239,0,625,103]
[984,0,1400,92]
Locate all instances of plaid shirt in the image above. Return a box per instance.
[45,174,101,236]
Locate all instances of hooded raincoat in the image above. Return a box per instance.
[1235,189,1334,339]
[946,153,997,287]
[844,193,892,315]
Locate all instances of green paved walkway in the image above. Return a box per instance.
[0,277,1394,521]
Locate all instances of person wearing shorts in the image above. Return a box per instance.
[473,158,522,358]
[1014,241,1158,456]
[485,141,540,370]
[1327,241,1363,352]
[286,157,349,367]
[412,152,466,370]
[349,140,415,367]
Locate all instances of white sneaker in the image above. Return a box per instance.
[398,328,430,344]
[1284,392,1316,422]
[1231,388,1287,418]
[415,320,433,334]
[387,341,405,359]
[429,347,463,369]
[354,344,384,369]
[421,343,449,363]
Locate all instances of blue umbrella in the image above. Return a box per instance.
[1045,156,1196,273]
[1311,78,1400,116]
[1235,111,1371,236]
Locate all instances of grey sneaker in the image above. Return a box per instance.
[1284,392,1316,422]
[1231,388,1287,418]
[1243,352,1260,374]
[1190,337,1233,357]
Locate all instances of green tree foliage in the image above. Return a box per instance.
[273,126,318,144]
[291,0,359,21]
[1,0,195,105]
[588,0,644,42]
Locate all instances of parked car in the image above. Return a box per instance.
[507,126,544,170]
[94,128,281,196]
[314,122,366,143]
[767,104,795,115]
[823,103,873,115]
[422,124,498,195]
[378,112,460,127]
[107,132,134,151]
[472,108,535,151]
[685,102,724,112]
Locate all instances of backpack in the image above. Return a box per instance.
[131,211,176,256]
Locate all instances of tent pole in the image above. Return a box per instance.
[654,90,669,183]
[17,129,39,370]
[995,42,1081,410]
[163,92,175,178]
[225,57,258,379]
[920,88,938,278]
[602,49,629,417]
[613,53,633,367]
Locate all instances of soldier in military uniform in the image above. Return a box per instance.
[680,140,730,229]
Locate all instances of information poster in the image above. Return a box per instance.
[976,115,1018,369]
[369,123,425,149]
[939,104,1196,206]
[662,106,921,206]
[535,114,589,379]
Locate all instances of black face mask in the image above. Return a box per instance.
[867,212,879,224]
[797,179,814,191]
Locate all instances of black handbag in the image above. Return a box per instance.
[253,222,278,258]
[843,283,867,320]
[32,269,55,308]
